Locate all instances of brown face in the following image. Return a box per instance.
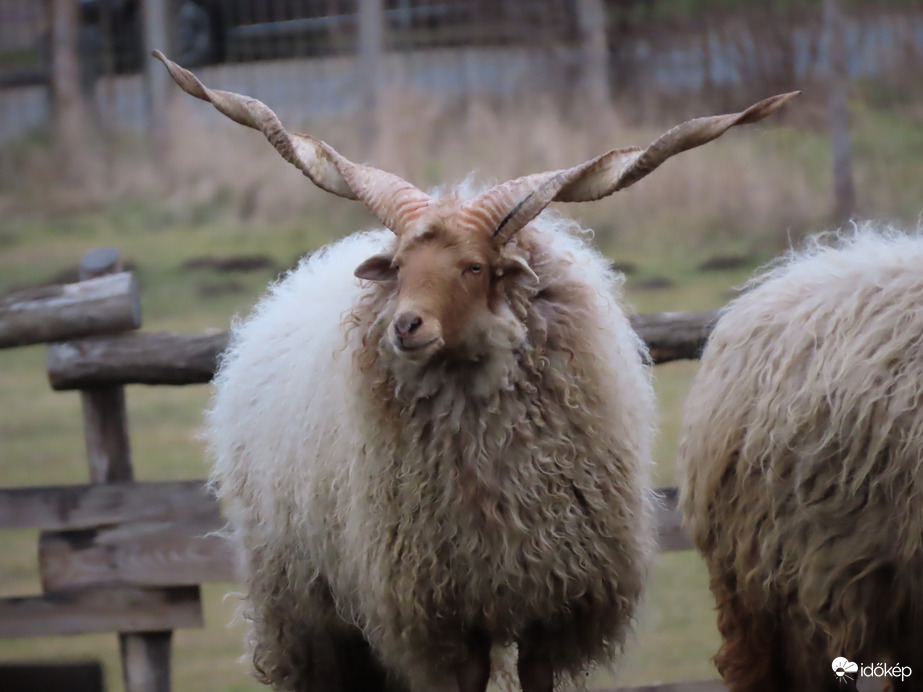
[354,214,530,363]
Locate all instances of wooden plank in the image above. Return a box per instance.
[142,0,174,168]
[3,482,692,554]
[121,631,172,692]
[50,0,92,183]
[31,500,675,586]
[39,516,235,591]
[629,310,719,366]
[5,483,690,555]
[0,661,105,692]
[357,0,384,145]
[0,480,219,531]
[0,272,140,349]
[576,0,610,109]
[79,247,123,279]
[76,249,135,483]
[81,384,133,482]
[45,310,719,389]
[72,248,182,692]
[0,586,203,638]
[824,0,856,224]
[47,331,227,390]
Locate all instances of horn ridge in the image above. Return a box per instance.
[465,90,798,245]
[555,91,801,202]
[151,50,431,233]
[492,170,570,239]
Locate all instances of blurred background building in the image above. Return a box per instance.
[3,1,921,140]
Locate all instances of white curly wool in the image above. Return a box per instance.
[207,202,657,692]
[678,222,923,692]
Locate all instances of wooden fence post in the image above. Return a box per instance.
[78,248,132,483]
[823,0,856,224]
[120,631,172,692]
[142,0,174,168]
[358,0,385,147]
[49,0,91,183]
[575,0,610,109]
[76,247,174,692]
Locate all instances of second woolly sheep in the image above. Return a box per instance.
[678,224,923,692]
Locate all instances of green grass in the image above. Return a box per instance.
[1,89,921,690]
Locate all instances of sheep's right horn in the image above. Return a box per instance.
[468,91,800,245]
[151,51,430,234]
[554,91,801,202]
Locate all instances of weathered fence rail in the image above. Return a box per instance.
[0,660,105,692]
[0,272,140,349]
[0,247,725,692]
[46,331,228,389]
[43,310,719,390]
[0,587,204,639]
[0,480,218,531]
[39,515,229,592]
[0,482,688,597]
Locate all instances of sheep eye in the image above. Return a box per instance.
[467,264,482,275]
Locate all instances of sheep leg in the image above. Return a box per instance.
[892,631,923,692]
[332,627,408,692]
[517,638,553,692]
[711,572,794,692]
[455,630,491,692]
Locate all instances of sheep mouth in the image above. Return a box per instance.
[392,335,443,358]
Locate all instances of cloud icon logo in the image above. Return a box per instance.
[832,657,859,681]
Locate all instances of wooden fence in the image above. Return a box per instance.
[0,247,726,692]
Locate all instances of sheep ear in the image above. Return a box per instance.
[497,252,539,287]
[355,254,397,281]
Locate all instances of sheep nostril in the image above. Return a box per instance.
[394,313,423,338]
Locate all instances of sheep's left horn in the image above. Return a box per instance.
[151,50,430,234]
[555,91,801,202]
[469,91,800,245]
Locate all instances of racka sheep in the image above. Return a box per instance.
[678,225,923,692]
[153,51,796,692]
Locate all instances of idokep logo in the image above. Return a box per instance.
[832,657,858,683]
[832,657,913,684]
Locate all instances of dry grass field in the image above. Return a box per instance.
[1,83,921,691]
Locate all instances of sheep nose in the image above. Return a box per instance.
[394,312,423,338]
